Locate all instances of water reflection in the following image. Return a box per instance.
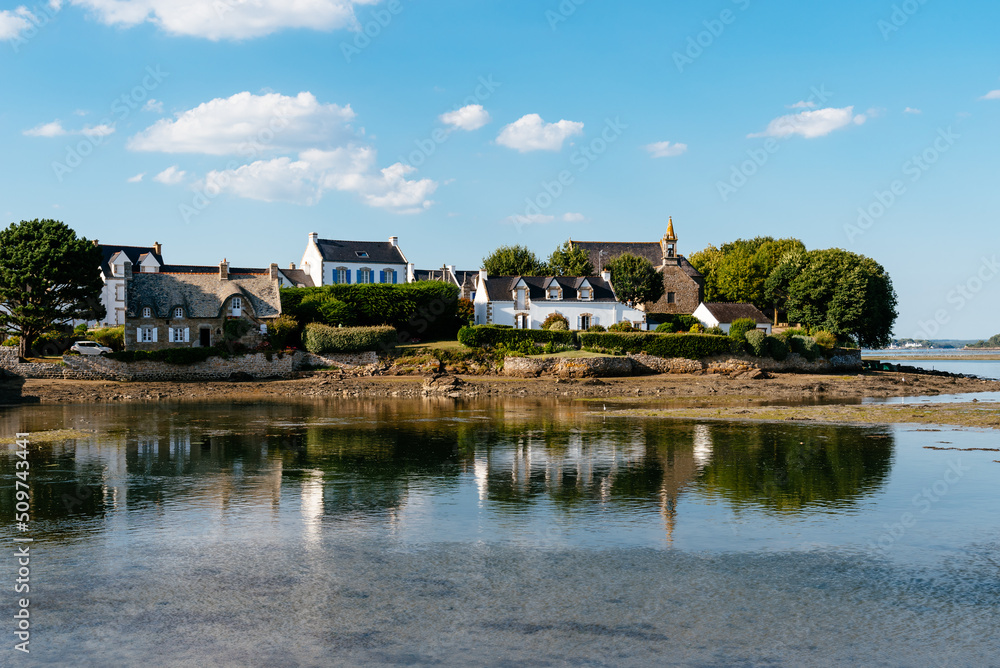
[0,400,896,544]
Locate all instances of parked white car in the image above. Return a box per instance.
[70,341,112,356]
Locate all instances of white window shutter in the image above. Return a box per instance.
[184,328,190,343]
[151,328,157,343]
[168,328,174,343]
[136,328,141,341]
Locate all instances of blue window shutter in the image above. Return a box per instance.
[332,270,338,285]
[380,270,385,283]
[392,270,397,284]
[346,269,352,284]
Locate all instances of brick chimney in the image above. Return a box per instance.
[153,241,161,255]
[308,232,318,244]
[219,259,229,280]
[269,263,278,280]
[601,269,611,283]
[92,239,99,246]
[289,262,296,270]
[389,236,398,247]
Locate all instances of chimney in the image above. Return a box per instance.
[447,264,456,277]
[308,232,318,244]
[123,261,132,278]
[92,239,99,247]
[601,269,611,283]
[289,262,296,270]
[407,262,415,283]
[153,241,161,255]
[219,259,229,280]
[389,236,398,247]
[269,263,278,280]
[479,269,488,286]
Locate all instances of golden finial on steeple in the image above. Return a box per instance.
[665,216,677,241]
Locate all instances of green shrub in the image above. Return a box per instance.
[108,346,228,365]
[745,330,767,357]
[813,330,837,349]
[655,322,676,334]
[651,314,701,332]
[705,325,725,336]
[729,318,757,342]
[608,322,636,333]
[789,335,821,361]
[2,336,18,347]
[73,323,89,336]
[457,325,577,349]
[579,332,733,360]
[779,327,810,341]
[223,319,252,343]
[587,324,606,333]
[542,313,570,330]
[303,324,398,354]
[89,326,125,352]
[267,315,300,349]
[764,335,789,361]
[690,323,705,334]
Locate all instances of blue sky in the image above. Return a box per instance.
[2,0,999,338]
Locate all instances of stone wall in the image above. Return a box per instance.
[0,346,379,381]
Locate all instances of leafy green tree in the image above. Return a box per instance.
[774,249,897,349]
[482,245,547,276]
[690,237,806,310]
[546,240,594,276]
[606,253,665,307]
[0,219,105,357]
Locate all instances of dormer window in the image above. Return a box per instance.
[173,307,184,318]
[580,287,592,301]
[355,251,369,258]
[142,307,151,318]
[231,297,242,317]
[548,286,561,300]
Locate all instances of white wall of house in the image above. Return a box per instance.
[300,235,325,287]
[299,233,408,286]
[692,303,772,334]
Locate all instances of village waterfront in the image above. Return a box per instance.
[2,393,999,666]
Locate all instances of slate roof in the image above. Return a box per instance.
[570,240,703,279]
[701,302,772,325]
[278,268,314,288]
[99,244,164,278]
[126,269,281,320]
[482,276,619,303]
[316,239,407,265]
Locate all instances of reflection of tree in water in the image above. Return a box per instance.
[695,423,895,511]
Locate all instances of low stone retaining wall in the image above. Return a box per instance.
[0,347,379,381]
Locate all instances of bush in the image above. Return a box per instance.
[813,330,837,349]
[655,322,676,334]
[108,346,231,365]
[73,323,89,336]
[579,332,734,360]
[2,336,18,347]
[303,324,398,354]
[587,324,606,333]
[267,315,300,349]
[764,335,789,361]
[778,327,810,341]
[457,325,577,349]
[745,330,767,357]
[705,325,725,336]
[542,313,570,330]
[223,319,252,343]
[608,322,636,333]
[789,335,821,361]
[548,320,568,331]
[690,323,705,334]
[456,298,475,326]
[89,326,125,352]
[649,314,701,332]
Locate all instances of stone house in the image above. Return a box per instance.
[692,302,772,334]
[473,270,648,330]
[94,241,165,326]
[299,233,410,287]
[569,218,704,315]
[123,260,282,351]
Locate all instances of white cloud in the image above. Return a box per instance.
[128,91,355,155]
[67,0,379,40]
[23,120,67,137]
[748,106,863,139]
[645,141,687,158]
[142,98,164,113]
[440,104,491,131]
[0,8,32,40]
[496,114,584,152]
[202,147,437,213]
[82,124,116,137]
[787,100,817,109]
[980,90,1000,100]
[127,173,144,183]
[153,166,186,185]
[904,107,922,114]
[562,213,586,222]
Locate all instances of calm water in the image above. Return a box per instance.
[1,399,998,666]
[864,350,1000,379]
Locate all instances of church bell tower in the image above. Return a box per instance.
[661,217,678,263]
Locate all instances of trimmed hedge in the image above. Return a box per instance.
[745,330,767,357]
[303,324,398,354]
[579,332,734,360]
[107,346,232,365]
[789,335,821,362]
[765,335,789,361]
[457,325,577,349]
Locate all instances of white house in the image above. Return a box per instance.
[692,302,772,334]
[95,242,165,326]
[299,233,410,287]
[473,270,648,330]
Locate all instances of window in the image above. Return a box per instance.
[336,267,348,284]
[381,269,396,284]
[171,327,186,342]
[580,314,591,330]
[358,268,373,284]
[580,287,591,301]
[355,251,369,258]
[173,307,184,318]
[142,307,151,318]
[116,284,125,301]
[667,292,676,304]
[548,287,560,300]
[231,297,242,317]
[141,327,154,343]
